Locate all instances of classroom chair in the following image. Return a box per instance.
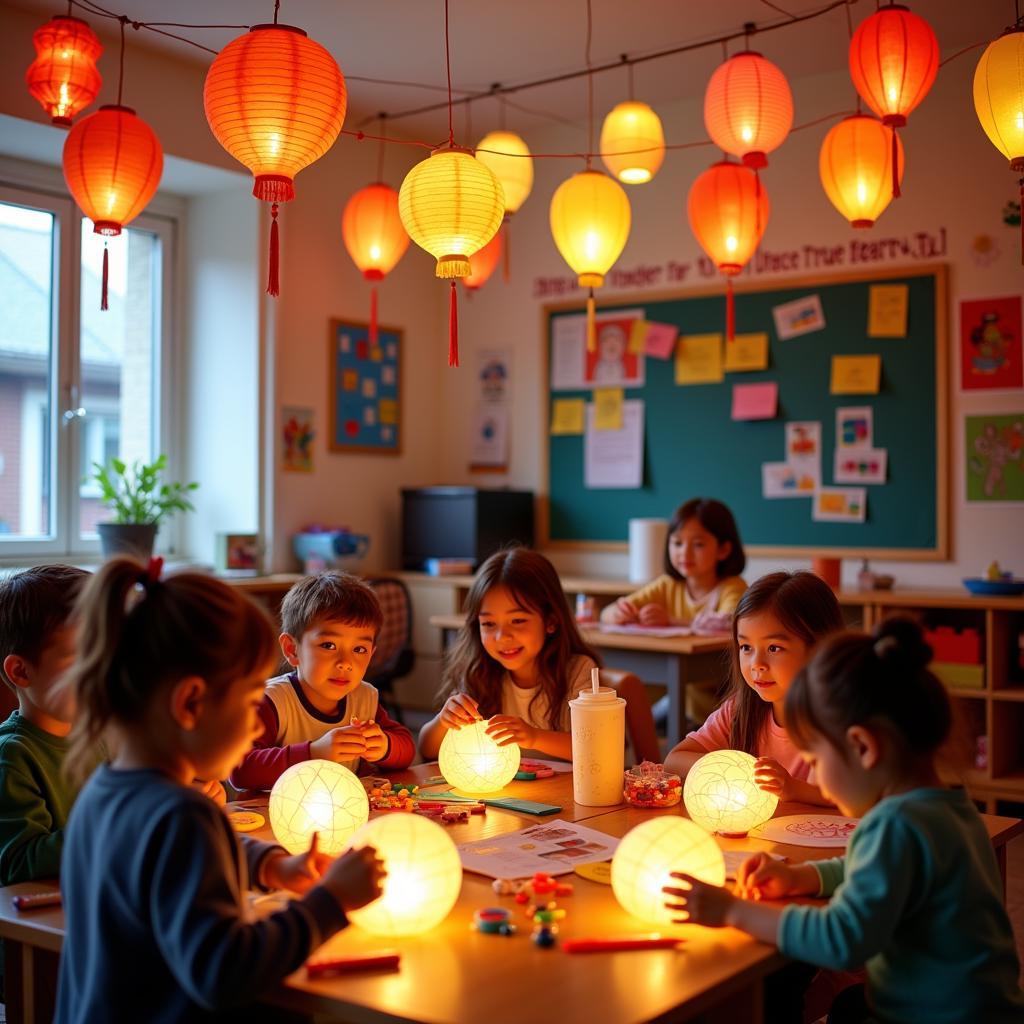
[364,577,415,723]
[600,667,661,764]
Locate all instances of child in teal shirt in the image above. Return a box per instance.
[664,617,1024,1024]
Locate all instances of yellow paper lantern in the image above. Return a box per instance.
[600,101,666,184]
[438,719,521,794]
[611,817,725,927]
[549,169,631,349]
[347,814,463,936]
[974,29,1024,171]
[475,131,533,215]
[683,749,778,836]
[268,760,369,854]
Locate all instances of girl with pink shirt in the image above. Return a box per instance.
[664,571,843,806]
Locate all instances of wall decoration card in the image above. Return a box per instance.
[959,295,1023,391]
[329,319,401,454]
[966,413,1024,502]
[281,405,314,472]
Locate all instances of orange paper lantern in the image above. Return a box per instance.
[463,231,502,291]
[62,104,164,310]
[25,15,102,127]
[849,4,937,199]
[342,183,410,345]
[703,52,793,169]
[204,24,347,296]
[819,114,904,228]
[687,161,768,340]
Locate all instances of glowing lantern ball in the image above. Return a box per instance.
[973,29,1024,171]
[347,813,462,936]
[683,749,778,837]
[600,101,666,184]
[26,15,103,127]
[704,52,793,170]
[463,231,502,291]
[438,719,520,794]
[268,759,368,855]
[819,114,904,228]
[475,131,534,216]
[611,817,725,927]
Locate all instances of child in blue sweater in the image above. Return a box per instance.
[55,558,385,1024]
[664,617,1024,1024]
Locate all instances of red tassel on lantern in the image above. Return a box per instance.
[267,203,280,297]
[449,281,459,367]
[100,242,109,311]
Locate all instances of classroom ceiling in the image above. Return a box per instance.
[11,0,1013,142]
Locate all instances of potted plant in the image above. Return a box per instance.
[89,455,198,560]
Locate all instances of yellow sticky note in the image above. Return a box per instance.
[593,388,624,430]
[831,355,881,394]
[724,332,769,372]
[868,284,908,338]
[378,398,398,425]
[370,346,384,362]
[550,398,585,435]
[675,334,723,385]
[628,320,648,354]
[342,369,359,391]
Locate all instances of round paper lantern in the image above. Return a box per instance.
[611,817,726,927]
[463,231,502,291]
[683,749,778,836]
[849,5,937,199]
[342,183,409,346]
[347,814,462,936]
[25,15,102,127]
[600,101,666,184]
[268,759,369,855]
[62,105,164,310]
[399,148,505,366]
[703,52,793,169]
[475,131,533,215]
[204,24,347,296]
[438,719,520,794]
[687,160,768,340]
[974,29,1024,170]
[550,169,631,349]
[819,114,904,228]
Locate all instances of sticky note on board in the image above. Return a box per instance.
[378,398,398,425]
[675,334,723,385]
[342,369,358,391]
[551,398,585,435]
[644,321,679,359]
[831,355,881,394]
[731,382,778,420]
[628,320,648,354]
[593,387,624,430]
[868,284,908,338]
[724,332,769,372]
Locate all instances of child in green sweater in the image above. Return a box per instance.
[0,564,88,883]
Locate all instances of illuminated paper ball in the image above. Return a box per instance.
[611,817,725,927]
[600,101,665,184]
[438,719,520,794]
[268,759,368,854]
[347,813,462,936]
[475,130,534,215]
[683,749,778,836]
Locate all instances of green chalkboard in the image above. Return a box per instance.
[543,265,948,559]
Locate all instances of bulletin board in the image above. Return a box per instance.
[542,265,948,559]
[328,318,402,454]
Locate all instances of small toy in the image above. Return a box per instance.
[368,785,415,812]
[623,762,682,808]
[518,759,556,779]
[473,907,516,936]
[306,951,401,977]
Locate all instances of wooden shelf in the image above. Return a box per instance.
[992,687,1024,701]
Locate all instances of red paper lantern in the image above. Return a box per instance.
[25,15,103,127]
[687,161,769,340]
[703,52,793,169]
[342,183,410,346]
[62,105,164,310]
[204,24,347,296]
[463,232,502,291]
[849,4,938,199]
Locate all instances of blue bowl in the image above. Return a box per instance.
[962,577,1024,596]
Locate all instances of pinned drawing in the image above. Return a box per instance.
[749,814,859,848]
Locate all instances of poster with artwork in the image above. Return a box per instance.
[785,421,821,461]
[281,406,314,472]
[584,399,644,489]
[960,296,1023,391]
[772,294,825,340]
[762,461,817,498]
[550,309,645,390]
[470,405,509,469]
[749,814,859,849]
[834,448,887,485]
[966,413,1024,502]
[457,819,620,878]
[836,407,873,450]
[813,487,867,523]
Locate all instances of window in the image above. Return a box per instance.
[0,182,175,559]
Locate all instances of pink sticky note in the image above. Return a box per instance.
[644,321,679,359]
[732,382,778,421]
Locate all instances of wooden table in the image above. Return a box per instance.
[431,613,732,748]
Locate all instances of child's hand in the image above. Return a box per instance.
[194,778,227,806]
[754,757,796,800]
[439,693,482,730]
[320,844,387,912]
[735,853,798,901]
[662,872,735,928]
[261,832,334,894]
[637,603,670,627]
[485,715,537,748]
[310,725,368,763]
[356,719,388,762]
[608,598,639,624]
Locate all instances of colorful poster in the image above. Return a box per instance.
[281,406,314,472]
[831,355,881,395]
[834,448,888,485]
[966,413,1024,502]
[551,309,645,390]
[772,294,825,340]
[836,406,873,450]
[585,317,646,387]
[675,333,723,385]
[478,349,510,403]
[868,284,909,338]
[786,421,821,462]
[959,296,1023,391]
[551,398,586,435]
[470,405,508,468]
[813,487,867,523]
[762,461,817,498]
[731,382,778,421]
[724,332,769,372]
[330,320,401,453]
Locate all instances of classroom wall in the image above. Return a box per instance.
[436,34,1024,589]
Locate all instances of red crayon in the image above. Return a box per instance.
[562,936,684,954]
[12,891,62,911]
[306,952,401,977]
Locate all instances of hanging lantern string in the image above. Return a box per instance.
[273,0,280,26]
[444,0,454,148]
[585,0,594,169]
[377,114,386,181]
[116,15,125,105]
[844,2,862,114]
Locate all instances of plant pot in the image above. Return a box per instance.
[97,523,158,562]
